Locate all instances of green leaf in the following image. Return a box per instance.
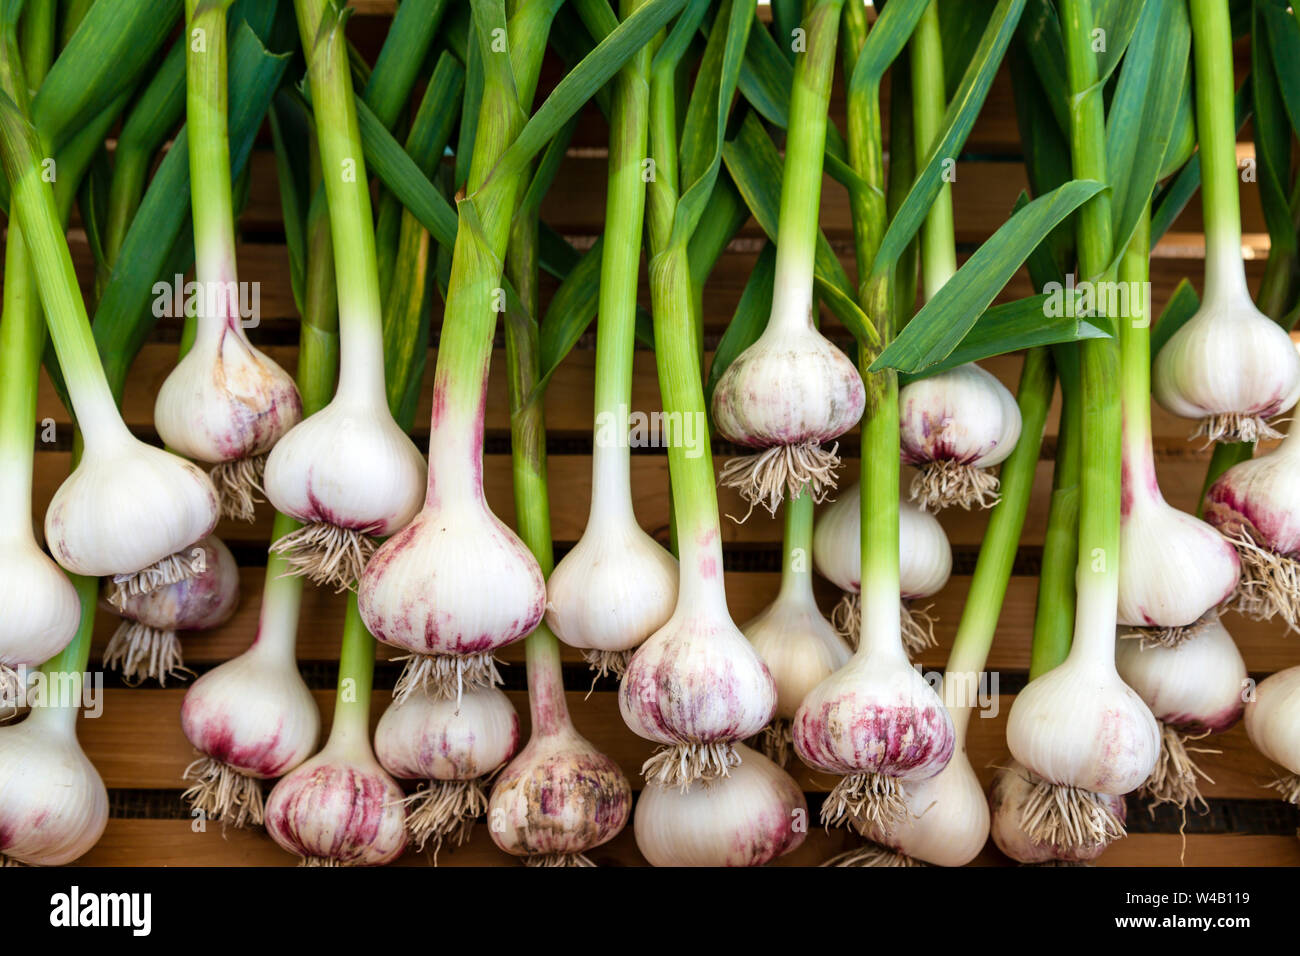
[1149,277,1200,360]
[899,294,1108,383]
[873,178,1106,372]
[1261,0,1300,134]
[1253,3,1297,257]
[1015,0,1069,133]
[871,0,1026,279]
[1094,0,1148,84]
[1104,0,1190,263]
[538,236,605,379]
[937,0,1000,96]
[363,0,447,129]
[705,241,775,406]
[268,93,312,316]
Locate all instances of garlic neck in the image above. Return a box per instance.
[673,520,731,619]
[525,627,573,738]
[333,308,390,409]
[426,385,488,508]
[249,552,305,669]
[765,275,816,337]
[776,490,818,606]
[588,421,636,526]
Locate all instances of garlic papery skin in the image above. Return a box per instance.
[154,321,302,522]
[544,505,677,679]
[47,431,219,601]
[180,553,320,828]
[1152,291,1300,443]
[1244,665,1300,806]
[619,565,778,788]
[899,363,1022,512]
[374,684,519,855]
[0,689,108,866]
[988,760,1125,864]
[711,323,865,517]
[0,534,80,700]
[264,393,426,591]
[1203,424,1300,631]
[1115,614,1248,812]
[634,744,807,866]
[358,491,546,703]
[104,534,240,685]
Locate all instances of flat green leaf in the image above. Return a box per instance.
[937,0,1000,96]
[1149,277,1200,360]
[1104,0,1190,264]
[871,0,1026,279]
[363,0,447,129]
[873,178,1106,372]
[705,241,775,406]
[1253,3,1297,257]
[899,294,1108,382]
[1014,0,1069,133]
[1094,0,1148,83]
[1262,0,1300,134]
[268,93,312,315]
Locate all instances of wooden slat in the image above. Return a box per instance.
[71,816,1300,867]
[76,689,1285,801]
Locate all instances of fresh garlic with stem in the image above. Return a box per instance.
[899,364,1022,512]
[988,759,1126,864]
[743,491,850,764]
[1151,0,1300,444]
[1115,612,1247,813]
[264,6,425,591]
[154,2,301,521]
[1243,665,1300,806]
[264,594,406,866]
[1203,420,1300,632]
[634,743,807,867]
[103,534,239,685]
[813,483,952,656]
[487,633,631,866]
[0,97,219,603]
[180,519,320,829]
[374,683,519,857]
[0,623,108,866]
[709,0,863,518]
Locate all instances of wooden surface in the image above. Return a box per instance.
[10,7,1300,867]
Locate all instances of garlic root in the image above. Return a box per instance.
[1225,529,1300,632]
[1019,777,1126,850]
[209,454,267,523]
[910,459,1001,513]
[1140,723,1215,815]
[108,549,206,609]
[392,652,502,705]
[821,772,909,832]
[583,648,632,680]
[824,842,922,867]
[1192,411,1284,445]
[401,778,488,860]
[103,622,191,686]
[719,441,841,521]
[181,755,266,829]
[758,719,792,766]
[641,741,741,790]
[269,522,376,593]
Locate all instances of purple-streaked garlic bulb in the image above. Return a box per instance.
[358,491,545,703]
[837,711,988,867]
[813,484,951,656]
[375,684,519,856]
[988,760,1126,864]
[154,320,301,522]
[634,744,807,866]
[1244,665,1300,807]
[264,393,426,591]
[1116,612,1247,812]
[792,637,955,830]
[180,566,320,828]
[103,534,239,685]
[899,364,1022,512]
[0,534,79,707]
[265,739,408,867]
[711,319,865,516]
[1203,422,1300,631]
[619,572,777,788]
[0,692,108,865]
[488,644,630,866]
[544,505,678,679]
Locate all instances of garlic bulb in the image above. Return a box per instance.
[374,684,519,854]
[813,485,952,654]
[988,760,1125,864]
[359,491,546,702]
[1244,665,1300,806]
[634,744,807,866]
[0,534,79,703]
[104,534,239,685]
[180,566,320,828]
[899,364,1022,512]
[154,321,301,521]
[545,510,678,679]
[47,432,219,603]
[712,320,865,516]
[0,692,108,865]
[264,395,426,590]
[1152,295,1300,443]
[1116,613,1247,811]
[1203,422,1300,631]
[619,582,777,787]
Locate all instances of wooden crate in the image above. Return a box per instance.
[19,2,1300,866]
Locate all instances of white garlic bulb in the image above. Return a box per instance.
[742,585,850,723]
[0,534,80,696]
[1244,665,1300,806]
[0,698,108,865]
[899,363,1022,511]
[634,744,807,866]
